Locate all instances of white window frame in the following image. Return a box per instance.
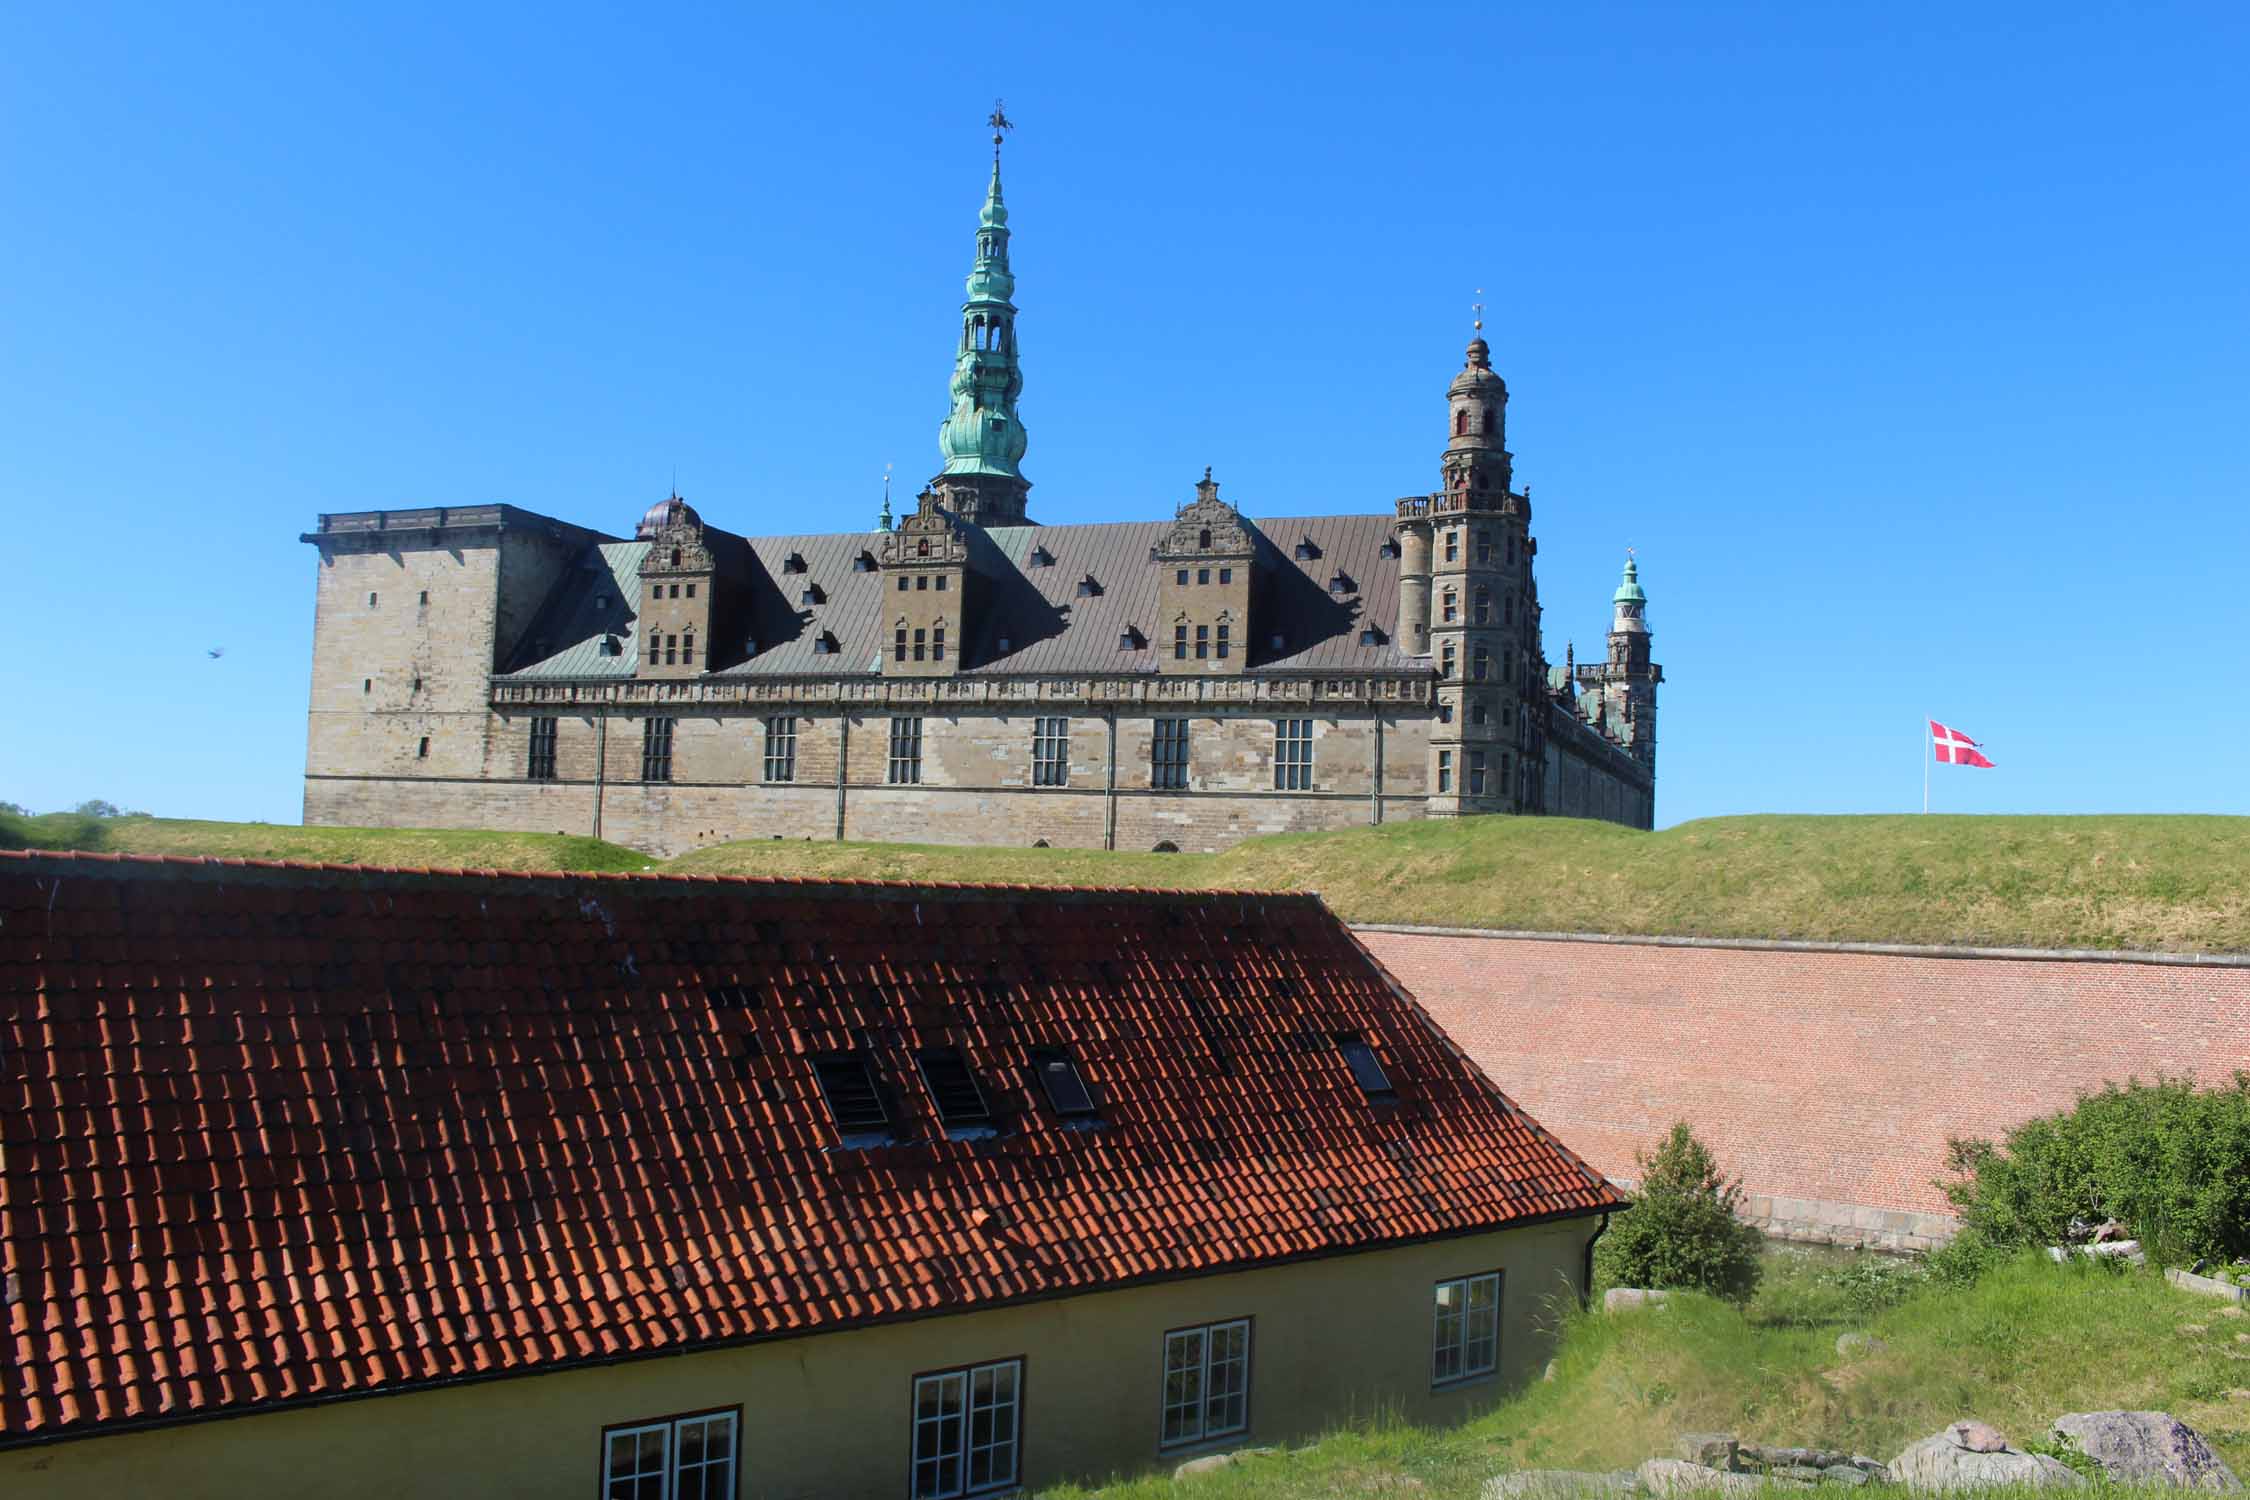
[1159,1317,1252,1449]
[1031,716,1071,786]
[910,1357,1022,1499]
[601,1408,738,1500]
[763,715,797,784]
[1432,1270,1502,1387]
[1273,719,1314,791]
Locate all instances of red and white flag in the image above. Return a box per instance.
[1929,720,1995,768]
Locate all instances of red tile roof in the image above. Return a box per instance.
[0,850,1622,1442]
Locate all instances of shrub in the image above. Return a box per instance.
[1941,1074,2250,1265]
[1597,1122,1764,1300]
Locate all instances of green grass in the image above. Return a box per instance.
[1040,1252,2250,1498]
[8,809,2247,951]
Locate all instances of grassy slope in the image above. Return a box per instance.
[7,810,2246,951]
[0,811,649,874]
[1045,1254,2250,1498]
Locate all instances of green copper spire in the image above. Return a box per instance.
[937,103,1029,490]
[1613,552,1647,608]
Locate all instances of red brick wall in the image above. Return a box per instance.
[1360,930,2250,1223]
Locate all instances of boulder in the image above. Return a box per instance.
[1773,1466,1829,1484]
[1606,1288,1673,1312]
[1891,1424,2084,1491]
[1172,1446,1276,1480]
[1835,1332,1887,1358]
[1820,1467,1872,1487]
[1678,1434,1739,1469]
[2050,1412,2242,1491]
[1483,1471,1638,1499]
[1637,1459,1765,1496]
[1744,1446,1853,1471]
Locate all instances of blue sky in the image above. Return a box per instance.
[3,2,2244,827]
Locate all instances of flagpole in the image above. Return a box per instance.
[1922,718,1930,815]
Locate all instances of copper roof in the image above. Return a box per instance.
[0,850,1620,1441]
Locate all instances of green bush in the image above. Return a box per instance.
[1596,1122,1764,1301]
[1941,1074,2250,1264]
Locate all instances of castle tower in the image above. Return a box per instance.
[1420,327,1538,816]
[1154,468,1256,675]
[635,494,714,679]
[1603,554,1660,777]
[930,105,1032,527]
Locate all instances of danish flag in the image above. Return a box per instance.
[1929,720,1995,768]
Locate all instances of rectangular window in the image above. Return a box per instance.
[1216,623,1230,660]
[1194,624,1208,660]
[898,576,910,591]
[1476,530,1492,563]
[915,1047,991,1129]
[1218,567,1231,584]
[417,736,429,759]
[889,716,923,784]
[1470,750,1487,796]
[936,575,948,591]
[641,718,674,782]
[1028,1046,1097,1118]
[685,582,696,598]
[1336,1033,1394,1097]
[813,1053,889,1136]
[896,627,908,662]
[1436,749,1452,793]
[914,628,927,662]
[1444,531,1459,563]
[602,1409,737,1500]
[1151,717,1190,790]
[911,1359,1022,1499]
[1161,1318,1252,1448]
[663,634,678,666]
[527,717,558,781]
[764,715,797,783]
[1273,719,1313,791]
[1173,624,1188,660]
[1176,568,1189,585]
[1432,1271,1502,1386]
[1197,567,1210,585]
[1032,717,1070,787]
[933,626,946,661]
[917,575,929,591]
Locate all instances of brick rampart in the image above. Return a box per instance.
[1357,928,2250,1249]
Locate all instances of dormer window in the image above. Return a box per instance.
[812,631,838,655]
[800,584,826,606]
[852,550,876,573]
[1358,626,1385,646]
[1029,545,1055,568]
[812,1054,890,1142]
[1075,575,1102,598]
[1328,571,1354,595]
[1118,628,1144,651]
[914,1048,991,1131]
[1379,538,1402,559]
[1293,538,1320,561]
[783,553,808,575]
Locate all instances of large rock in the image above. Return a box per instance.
[1835,1332,1887,1358]
[1172,1446,1275,1480]
[1484,1472,1638,1499]
[2051,1412,2242,1491]
[1637,1459,1765,1495]
[1891,1423,2084,1491]
[1606,1287,1673,1312]
[1678,1433,1740,1468]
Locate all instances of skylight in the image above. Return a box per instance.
[1334,1034,1395,1098]
[812,1054,889,1135]
[1028,1047,1096,1119]
[915,1048,992,1128]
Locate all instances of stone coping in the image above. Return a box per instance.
[1349,922,2250,969]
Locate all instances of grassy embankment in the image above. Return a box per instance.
[1042,1252,2250,1498]
[6,810,2246,951]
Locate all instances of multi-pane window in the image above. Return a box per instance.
[911,1358,1022,1499]
[1151,718,1190,789]
[1432,1271,1502,1386]
[527,717,558,781]
[1444,531,1460,563]
[1436,749,1452,793]
[1161,1319,1252,1448]
[933,626,946,661]
[1441,642,1457,679]
[1173,623,1188,660]
[1473,587,1490,624]
[1470,750,1487,796]
[602,1409,737,1500]
[1032,717,1070,786]
[1194,624,1209,659]
[896,626,909,662]
[1476,530,1492,564]
[764,715,797,783]
[1216,623,1230,660]
[1472,646,1490,681]
[1273,719,1313,791]
[1441,589,1457,624]
[641,718,674,783]
[889,716,923,784]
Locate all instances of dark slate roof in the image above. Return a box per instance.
[500,513,1418,680]
[0,851,1623,1440]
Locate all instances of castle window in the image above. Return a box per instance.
[603,1412,738,1500]
[1328,571,1353,595]
[1472,647,1489,682]
[368,592,378,606]
[763,716,796,783]
[1273,719,1314,791]
[1508,536,1518,565]
[1437,700,1453,724]
[1380,538,1401,559]
[1441,590,1457,624]
[418,590,428,606]
[913,628,927,662]
[1470,750,1488,796]
[417,736,429,759]
[1484,405,1498,434]
[1174,624,1188,660]
[1506,590,1516,622]
[916,575,929,592]
[1476,531,1492,564]
[1441,642,1457,678]
[1161,1319,1251,1450]
[1029,546,1054,568]
[1218,567,1231,584]
[527,716,558,781]
[933,626,945,661]
[1195,624,1209,660]
[887,717,922,784]
[917,539,930,557]
[646,635,659,665]
[681,631,695,665]
[1176,569,1189,586]
[1505,653,1515,684]
[935,575,948,591]
[1197,567,1210,586]
[894,627,907,663]
[1216,623,1230,659]
[362,678,370,694]
[1474,587,1490,624]
[640,718,674,782]
[1472,702,1488,727]
[663,634,678,665]
[1269,632,1285,650]
[1198,528,1212,549]
[1437,750,1452,793]
[1151,718,1190,789]
[1454,409,1468,436]
[1444,532,1459,563]
[671,548,681,567]
[1503,702,1512,727]
[1032,717,1070,786]
[897,576,909,592]
[685,583,696,599]
[411,675,422,692]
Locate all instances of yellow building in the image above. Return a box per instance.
[0,851,1624,1497]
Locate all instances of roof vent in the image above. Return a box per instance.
[812,1054,890,1138]
[852,550,877,573]
[1075,575,1102,598]
[915,1048,992,1129]
[1118,627,1144,651]
[1028,1047,1096,1119]
[1294,538,1320,561]
[800,584,826,606]
[1358,626,1386,647]
[1029,545,1055,568]
[1335,1033,1395,1099]
[812,631,838,655]
[1379,538,1402,559]
[782,552,808,575]
[1328,571,1355,595]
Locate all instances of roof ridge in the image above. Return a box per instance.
[0,845,1319,903]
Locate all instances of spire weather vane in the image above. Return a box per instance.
[1472,287,1485,335]
[988,99,1013,158]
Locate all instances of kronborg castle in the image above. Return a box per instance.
[301,132,1662,855]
